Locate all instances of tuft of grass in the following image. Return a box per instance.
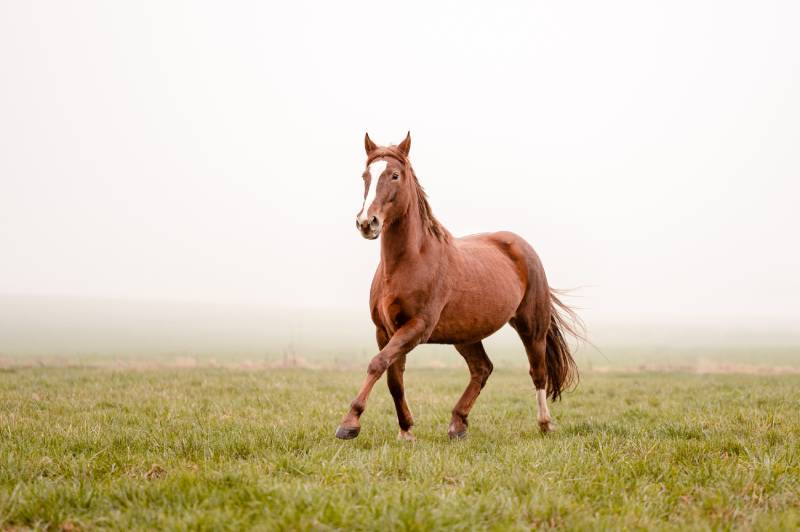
[0,368,798,530]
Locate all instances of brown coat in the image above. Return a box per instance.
[338,133,580,440]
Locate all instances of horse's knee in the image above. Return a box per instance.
[367,356,389,377]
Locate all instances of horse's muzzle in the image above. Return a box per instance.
[356,215,381,240]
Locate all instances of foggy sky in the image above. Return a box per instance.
[1,1,799,327]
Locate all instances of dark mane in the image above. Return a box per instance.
[368,146,451,243]
[408,165,450,242]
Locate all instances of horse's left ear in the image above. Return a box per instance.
[364,132,378,155]
[397,131,411,156]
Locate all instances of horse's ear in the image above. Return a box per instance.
[364,132,377,155]
[397,131,411,156]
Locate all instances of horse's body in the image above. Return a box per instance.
[337,133,579,440]
[372,231,534,345]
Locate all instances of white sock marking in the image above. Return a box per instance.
[536,388,550,423]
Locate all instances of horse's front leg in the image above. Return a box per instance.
[335,318,426,440]
[387,354,415,441]
[376,329,415,440]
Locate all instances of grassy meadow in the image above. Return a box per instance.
[1,366,799,530]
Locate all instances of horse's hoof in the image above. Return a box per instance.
[397,429,416,442]
[539,420,556,434]
[448,429,468,440]
[335,425,360,440]
[448,418,468,440]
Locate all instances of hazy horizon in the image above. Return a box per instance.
[1,294,798,366]
[2,1,799,352]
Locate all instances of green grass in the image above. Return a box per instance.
[1,367,799,530]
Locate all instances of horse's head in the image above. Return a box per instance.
[356,132,412,240]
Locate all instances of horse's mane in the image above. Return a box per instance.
[368,147,451,243]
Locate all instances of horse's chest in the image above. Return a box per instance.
[374,277,433,334]
[379,298,407,334]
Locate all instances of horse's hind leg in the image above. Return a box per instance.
[511,319,554,433]
[387,354,415,441]
[448,342,493,440]
[527,338,555,433]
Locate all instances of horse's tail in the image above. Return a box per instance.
[545,289,583,401]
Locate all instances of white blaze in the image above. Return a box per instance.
[358,160,387,224]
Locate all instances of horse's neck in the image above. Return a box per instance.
[380,203,445,273]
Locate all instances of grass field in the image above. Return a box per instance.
[1,367,799,530]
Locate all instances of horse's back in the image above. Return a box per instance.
[425,231,535,344]
[457,229,550,321]
[463,231,551,337]
[454,230,543,280]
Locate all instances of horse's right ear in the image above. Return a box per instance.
[364,132,377,155]
[397,131,411,157]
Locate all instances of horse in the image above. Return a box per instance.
[336,132,581,441]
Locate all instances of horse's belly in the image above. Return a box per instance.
[427,277,523,344]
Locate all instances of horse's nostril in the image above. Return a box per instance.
[369,216,379,229]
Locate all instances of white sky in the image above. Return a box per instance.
[1,1,799,326]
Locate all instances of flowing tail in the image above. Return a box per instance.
[545,290,583,401]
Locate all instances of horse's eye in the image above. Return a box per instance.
[392,173,400,180]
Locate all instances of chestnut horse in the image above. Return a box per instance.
[336,132,580,441]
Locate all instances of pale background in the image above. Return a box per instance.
[1,1,798,362]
